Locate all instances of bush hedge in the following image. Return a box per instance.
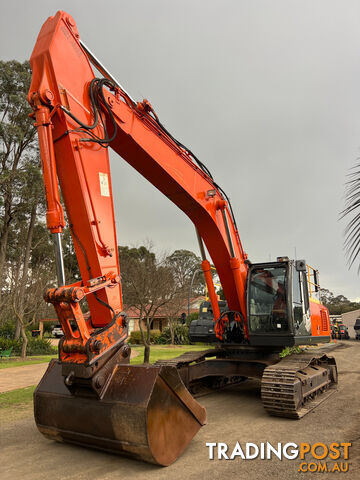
[0,335,57,356]
[0,322,16,339]
[128,330,162,345]
[157,325,190,345]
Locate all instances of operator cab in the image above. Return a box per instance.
[247,257,330,346]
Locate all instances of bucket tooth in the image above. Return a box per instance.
[34,360,207,466]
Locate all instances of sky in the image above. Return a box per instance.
[1,0,359,300]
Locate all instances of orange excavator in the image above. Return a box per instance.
[28,11,337,466]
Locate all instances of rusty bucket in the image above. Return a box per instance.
[34,360,207,466]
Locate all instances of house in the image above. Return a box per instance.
[37,296,207,336]
[125,305,167,333]
[125,296,205,333]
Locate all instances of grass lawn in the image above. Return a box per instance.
[130,344,212,364]
[0,345,212,369]
[0,385,36,408]
[0,343,301,371]
[0,355,57,369]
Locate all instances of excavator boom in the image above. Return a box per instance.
[28,11,248,345]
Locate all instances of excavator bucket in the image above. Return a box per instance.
[34,360,207,466]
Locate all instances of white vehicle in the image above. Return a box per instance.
[52,324,64,338]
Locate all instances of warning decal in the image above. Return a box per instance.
[99,172,110,197]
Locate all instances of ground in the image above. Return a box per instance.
[0,349,139,392]
[0,363,49,392]
[0,341,359,480]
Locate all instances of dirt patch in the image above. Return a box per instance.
[0,342,359,480]
[0,364,48,393]
[1,401,33,425]
[0,350,139,393]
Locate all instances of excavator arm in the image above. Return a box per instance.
[28,11,248,360]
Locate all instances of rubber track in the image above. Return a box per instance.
[261,353,337,419]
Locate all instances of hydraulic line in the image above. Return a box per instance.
[60,78,118,146]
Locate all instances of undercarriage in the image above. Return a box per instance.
[34,345,337,465]
[156,347,338,418]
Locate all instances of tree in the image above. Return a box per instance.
[164,250,205,342]
[320,288,335,306]
[320,288,360,315]
[161,292,187,345]
[119,245,179,362]
[0,60,60,356]
[11,266,54,357]
[166,249,204,294]
[0,60,37,296]
[62,227,81,283]
[342,161,360,273]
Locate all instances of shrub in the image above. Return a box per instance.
[0,322,16,339]
[0,337,22,355]
[153,333,168,345]
[27,337,57,355]
[280,346,303,358]
[128,330,142,345]
[0,336,56,356]
[128,329,162,345]
[157,325,190,345]
[150,330,162,344]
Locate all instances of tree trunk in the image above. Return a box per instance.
[21,204,37,289]
[143,317,151,363]
[20,323,28,359]
[0,150,22,296]
[169,319,175,345]
[144,343,150,363]
[0,197,12,296]
[138,310,151,363]
[15,321,21,339]
[138,310,146,339]
[13,204,37,343]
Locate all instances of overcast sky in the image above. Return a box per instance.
[1,0,359,300]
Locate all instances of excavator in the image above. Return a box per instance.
[27,11,337,466]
